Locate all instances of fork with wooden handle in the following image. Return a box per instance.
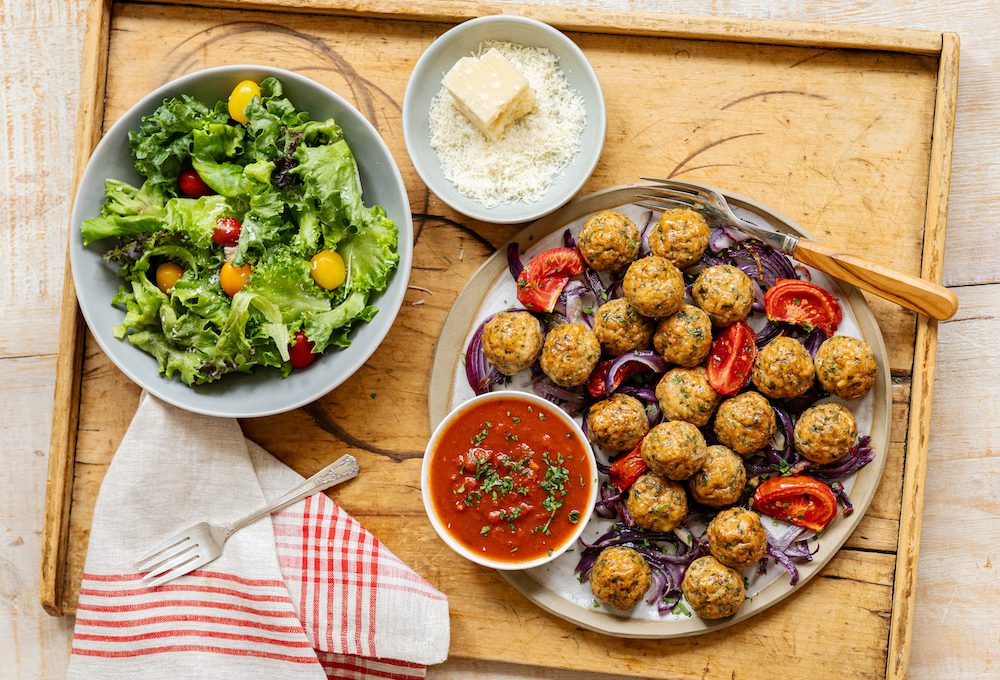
[135,454,360,588]
[637,178,959,320]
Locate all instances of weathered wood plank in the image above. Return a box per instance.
[909,285,1000,680]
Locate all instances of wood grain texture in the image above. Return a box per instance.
[793,238,958,320]
[886,31,960,680]
[143,0,946,52]
[911,285,1000,680]
[40,0,112,618]
[44,1,953,677]
[3,0,996,679]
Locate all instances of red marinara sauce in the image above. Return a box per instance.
[427,396,593,562]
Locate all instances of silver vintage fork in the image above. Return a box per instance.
[637,177,958,320]
[135,454,360,587]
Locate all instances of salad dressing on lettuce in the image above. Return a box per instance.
[81,77,399,385]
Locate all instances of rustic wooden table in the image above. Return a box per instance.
[1,1,996,678]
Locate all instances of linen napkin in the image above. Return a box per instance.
[68,393,449,679]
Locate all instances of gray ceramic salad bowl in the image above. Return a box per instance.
[70,65,412,417]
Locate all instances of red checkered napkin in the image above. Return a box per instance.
[68,394,449,679]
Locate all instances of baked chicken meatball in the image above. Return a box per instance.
[713,391,776,455]
[706,507,767,570]
[752,336,816,399]
[593,298,654,356]
[689,445,746,507]
[578,210,640,272]
[590,546,652,610]
[794,402,858,464]
[691,265,755,327]
[653,304,713,367]
[587,394,650,451]
[481,311,543,376]
[623,256,685,318]
[647,208,711,269]
[681,556,746,619]
[626,472,688,532]
[540,323,601,387]
[641,420,707,481]
[814,336,877,400]
[655,367,721,427]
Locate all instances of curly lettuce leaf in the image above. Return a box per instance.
[169,276,231,329]
[231,181,289,265]
[192,123,245,163]
[303,290,377,353]
[102,178,167,218]
[243,77,312,160]
[128,94,227,190]
[112,278,166,339]
[339,206,399,294]
[163,194,243,249]
[244,246,329,324]
[127,330,208,384]
[81,214,163,246]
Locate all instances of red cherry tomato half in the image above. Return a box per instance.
[608,440,648,492]
[764,278,843,335]
[706,321,757,396]
[752,475,838,532]
[212,217,242,247]
[178,169,214,198]
[288,331,316,369]
[515,247,585,313]
[586,360,613,398]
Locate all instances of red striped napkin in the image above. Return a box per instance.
[68,394,449,679]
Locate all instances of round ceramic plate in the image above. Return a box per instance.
[428,184,890,638]
[71,65,412,418]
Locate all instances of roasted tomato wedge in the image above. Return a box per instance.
[764,278,843,335]
[706,321,757,396]
[516,247,585,313]
[608,440,648,492]
[586,359,613,398]
[752,475,838,532]
[586,358,649,397]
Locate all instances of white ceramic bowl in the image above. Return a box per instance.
[421,391,599,570]
[402,15,606,224]
[70,65,412,417]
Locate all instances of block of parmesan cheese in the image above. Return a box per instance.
[442,48,535,142]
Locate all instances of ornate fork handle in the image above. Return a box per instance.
[222,454,360,538]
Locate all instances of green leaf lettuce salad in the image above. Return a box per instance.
[81,77,399,385]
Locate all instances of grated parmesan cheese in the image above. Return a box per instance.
[428,40,587,208]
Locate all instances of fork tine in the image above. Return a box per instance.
[135,529,191,564]
[136,539,197,576]
[143,553,204,589]
[637,187,705,204]
[640,176,712,195]
[635,199,692,212]
[141,545,200,583]
[135,534,194,570]
[635,194,697,209]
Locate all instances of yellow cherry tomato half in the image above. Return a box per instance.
[220,259,252,297]
[155,262,184,294]
[228,80,261,125]
[310,250,347,290]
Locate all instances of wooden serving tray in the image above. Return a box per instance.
[44,1,958,678]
